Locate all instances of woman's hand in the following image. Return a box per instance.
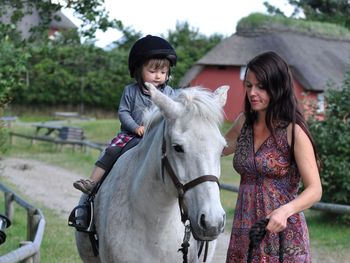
[266,205,291,233]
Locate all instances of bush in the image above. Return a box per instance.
[309,70,350,205]
[10,43,129,110]
[0,39,28,152]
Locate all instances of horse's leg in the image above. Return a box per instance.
[75,231,101,263]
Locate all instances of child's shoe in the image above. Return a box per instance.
[73,179,96,194]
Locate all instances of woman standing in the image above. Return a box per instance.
[224,51,322,262]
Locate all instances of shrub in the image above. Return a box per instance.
[309,70,350,205]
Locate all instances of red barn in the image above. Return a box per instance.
[180,24,350,121]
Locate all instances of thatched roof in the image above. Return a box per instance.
[181,24,350,91]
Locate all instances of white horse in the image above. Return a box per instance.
[75,83,229,263]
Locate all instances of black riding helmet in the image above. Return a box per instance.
[128,35,177,78]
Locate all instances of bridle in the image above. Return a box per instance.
[160,122,220,262]
[160,121,220,224]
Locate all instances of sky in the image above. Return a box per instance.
[62,0,294,48]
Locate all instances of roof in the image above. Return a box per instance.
[186,25,350,91]
[0,6,77,39]
[50,11,78,29]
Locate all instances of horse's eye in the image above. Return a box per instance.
[172,144,184,153]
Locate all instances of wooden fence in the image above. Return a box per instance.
[0,184,45,263]
[220,183,350,215]
[9,132,104,152]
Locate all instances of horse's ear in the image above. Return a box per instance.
[214,85,230,107]
[145,82,182,119]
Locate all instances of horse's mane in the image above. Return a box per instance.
[143,87,225,133]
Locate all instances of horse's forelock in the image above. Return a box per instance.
[143,87,224,133]
[176,87,224,126]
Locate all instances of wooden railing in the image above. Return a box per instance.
[9,132,104,152]
[0,184,45,263]
[220,183,350,215]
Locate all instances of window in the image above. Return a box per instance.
[240,66,246,80]
[317,93,325,113]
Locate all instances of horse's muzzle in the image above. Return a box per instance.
[190,212,226,241]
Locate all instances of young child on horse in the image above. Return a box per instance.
[73,35,178,194]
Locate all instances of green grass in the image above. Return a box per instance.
[237,13,350,40]
[306,210,350,248]
[4,118,120,175]
[0,194,27,254]
[0,180,80,263]
[1,116,350,260]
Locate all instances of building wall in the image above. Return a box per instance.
[189,65,319,122]
[189,66,245,121]
[294,79,320,119]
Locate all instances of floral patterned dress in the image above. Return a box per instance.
[226,122,311,263]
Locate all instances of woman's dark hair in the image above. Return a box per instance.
[244,51,319,164]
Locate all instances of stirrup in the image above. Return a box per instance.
[68,200,95,233]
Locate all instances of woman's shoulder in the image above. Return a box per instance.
[286,122,308,146]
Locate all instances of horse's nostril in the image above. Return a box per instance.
[200,214,206,229]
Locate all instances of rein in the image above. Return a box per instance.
[247,218,284,263]
[160,122,219,262]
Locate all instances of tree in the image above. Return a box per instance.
[165,22,223,87]
[0,0,123,41]
[0,40,27,108]
[264,0,350,29]
[0,2,225,110]
[0,0,127,111]
[0,36,28,151]
[308,70,350,205]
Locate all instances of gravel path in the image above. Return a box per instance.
[1,157,349,263]
[1,157,81,218]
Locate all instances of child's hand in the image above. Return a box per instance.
[135,126,145,137]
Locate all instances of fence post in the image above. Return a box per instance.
[5,192,14,221]
[33,250,40,263]
[9,132,13,145]
[19,241,34,263]
[0,184,45,263]
[31,211,41,263]
[27,208,40,241]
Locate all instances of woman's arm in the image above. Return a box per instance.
[222,113,245,156]
[267,124,322,233]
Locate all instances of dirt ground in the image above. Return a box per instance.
[1,157,349,263]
